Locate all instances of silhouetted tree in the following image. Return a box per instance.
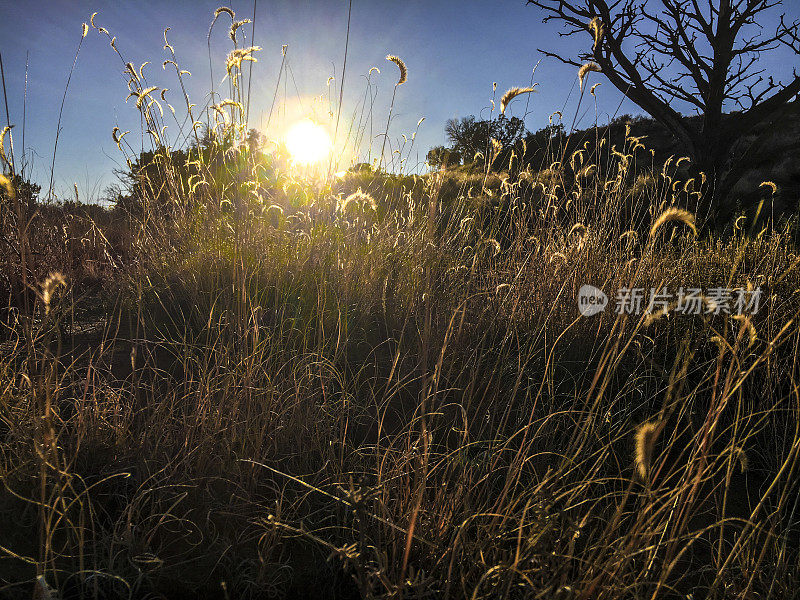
[522,122,567,165]
[114,127,279,217]
[113,148,197,216]
[445,115,527,165]
[426,145,462,169]
[0,173,40,214]
[526,0,800,224]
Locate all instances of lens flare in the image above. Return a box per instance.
[285,119,332,164]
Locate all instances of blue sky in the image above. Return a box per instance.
[0,0,797,202]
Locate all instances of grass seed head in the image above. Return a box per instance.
[589,17,605,50]
[0,173,14,200]
[230,19,251,42]
[760,181,778,195]
[579,62,602,90]
[339,189,377,213]
[650,208,697,240]
[386,55,407,85]
[0,125,13,167]
[214,6,235,19]
[569,222,587,238]
[41,272,67,315]
[499,86,537,115]
[634,420,662,482]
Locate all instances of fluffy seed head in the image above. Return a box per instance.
[634,420,662,482]
[500,86,538,115]
[650,208,697,240]
[135,86,158,109]
[0,125,12,167]
[0,173,14,200]
[733,314,758,348]
[386,55,407,85]
[589,17,605,50]
[163,28,174,53]
[41,272,67,315]
[760,181,778,195]
[578,62,602,90]
[230,19,251,42]
[225,46,261,74]
[733,447,749,472]
[569,222,587,238]
[214,6,235,19]
[339,189,377,213]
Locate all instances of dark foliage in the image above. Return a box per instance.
[526,0,800,225]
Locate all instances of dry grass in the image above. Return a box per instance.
[1,8,800,600]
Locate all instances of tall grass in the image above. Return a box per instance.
[1,8,799,599]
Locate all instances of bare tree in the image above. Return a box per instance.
[527,0,800,224]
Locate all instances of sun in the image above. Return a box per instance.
[285,119,332,165]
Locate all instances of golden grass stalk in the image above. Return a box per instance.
[225,46,261,74]
[41,272,66,315]
[589,17,605,50]
[733,447,749,473]
[214,6,235,20]
[499,86,537,115]
[578,62,602,91]
[339,189,377,213]
[733,314,758,348]
[112,127,130,150]
[569,223,587,237]
[649,207,698,239]
[230,19,251,42]
[480,238,501,257]
[634,420,663,482]
[386,55,407,85]
[0,173,14,199]
[0,125,12,168]
[133,86,158,109]
[760,181,778,195]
